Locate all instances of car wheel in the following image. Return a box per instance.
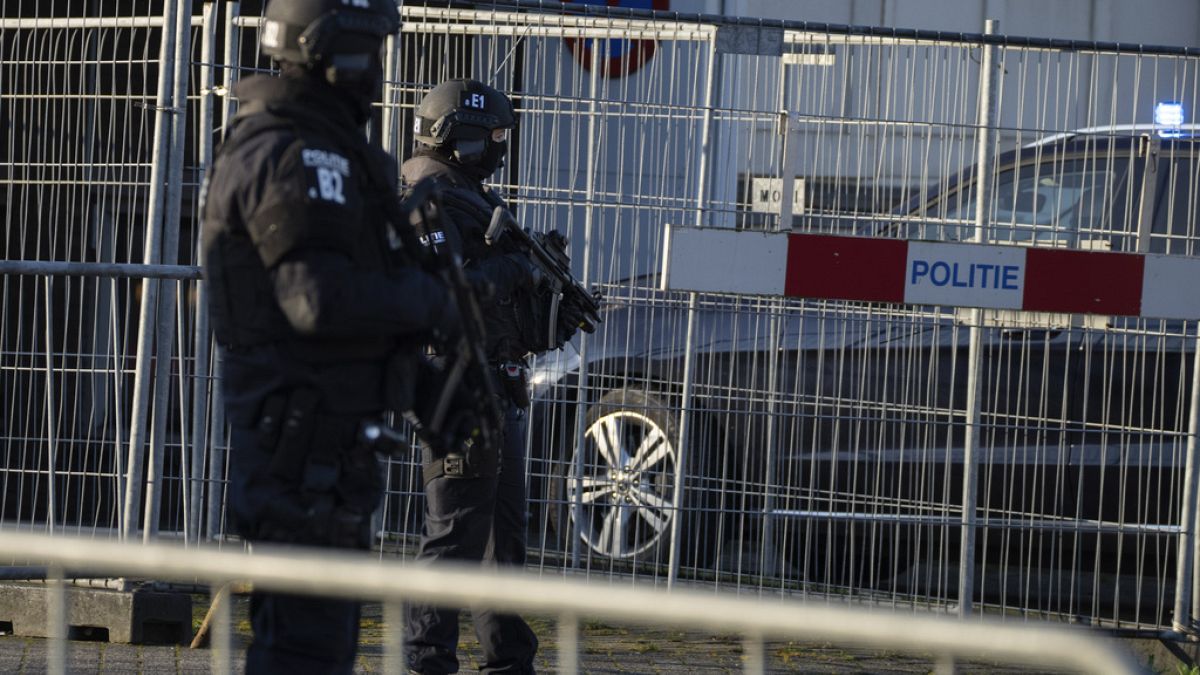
[550,388,682,561]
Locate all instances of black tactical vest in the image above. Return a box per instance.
[202,77,400,356]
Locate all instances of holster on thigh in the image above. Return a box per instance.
[248,388,382,549]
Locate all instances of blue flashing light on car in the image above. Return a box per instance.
[1155,101,1186,137]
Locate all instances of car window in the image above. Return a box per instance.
[1150,148,1200,255]
[905,154,1134,246]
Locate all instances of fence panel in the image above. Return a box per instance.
[0,4,222,544]
[3,0,1200,637]
[2,11,169,539]
[382,2,1200,633]
[0,528,1147,675]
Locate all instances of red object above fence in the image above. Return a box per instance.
[563,0,669,78]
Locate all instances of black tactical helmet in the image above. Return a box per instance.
[260,0,400,89]
[414,79,515,172]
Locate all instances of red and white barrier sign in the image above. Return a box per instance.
[662,227,1200,320]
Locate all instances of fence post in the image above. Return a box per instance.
[188,2,220,545]
[122,0,183,541]
[693,35,719,229]
[384,598,406,674]
[47,564,66,675]
[743,631,765,675]
[202,1,241,544]
[668,292,699,589]
[667,30,720,589]
[958,18,999,619]
[222,3,241,135]
[1175,331,1200,632]
[205,368,228,542]
[759,111,803,580]
[558,612,580,675]
[568,39,604,569]
[42,277,57,534]
[211,579,233,675]
[143,0,194,542]
[777,111,801,232]
[381,31,401,158]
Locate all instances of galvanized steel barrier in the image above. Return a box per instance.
[4,0,1200,646]
[0,527,1147,675]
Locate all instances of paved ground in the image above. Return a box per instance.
[0,631,1058,674]
[0,593,1168,674]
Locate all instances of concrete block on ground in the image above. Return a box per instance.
[0,583,191,644]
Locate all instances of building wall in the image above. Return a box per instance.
[679,0,1200,47]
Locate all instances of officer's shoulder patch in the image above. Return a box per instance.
[298,145,353,206]
[300,146,352,176]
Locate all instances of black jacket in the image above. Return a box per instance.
[201,74,449,424]
[401,152,534,362]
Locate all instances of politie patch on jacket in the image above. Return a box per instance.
[419,230,447,249]
[302,148,351,205]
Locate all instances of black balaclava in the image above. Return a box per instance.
[278,41,383,126]
[477,138,508,178]
[320,36,386,125]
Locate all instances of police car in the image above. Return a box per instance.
[888,101,1199,256]
[526,104,1200,609]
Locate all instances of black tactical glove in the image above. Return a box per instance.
[555,300,584,344]
[555,291,598,345]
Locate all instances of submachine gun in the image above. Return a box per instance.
[373,178,505,465]
[484,206,602,352]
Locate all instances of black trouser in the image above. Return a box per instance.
[246,592,360,674]
[228,415,381,675]
[405,402,539,675]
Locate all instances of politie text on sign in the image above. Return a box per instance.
[904,241,1025,309]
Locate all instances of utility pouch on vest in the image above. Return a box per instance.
[266,388,321,482]
[255,394,288,452]
[510,284,558,355]
[303,420,347,493]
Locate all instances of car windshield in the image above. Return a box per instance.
[902,155,1131,246]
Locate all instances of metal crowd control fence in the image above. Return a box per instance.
[0,528,1146,675]
[3,0,1200,644]
[0,4,219,547]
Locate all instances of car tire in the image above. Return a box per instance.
[548,388,697,564]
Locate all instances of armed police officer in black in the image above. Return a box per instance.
[201,1,462,672]
[402,79,599,675]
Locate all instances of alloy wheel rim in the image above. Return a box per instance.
[568,410,677,559]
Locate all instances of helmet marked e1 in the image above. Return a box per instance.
[414,79,515,173]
